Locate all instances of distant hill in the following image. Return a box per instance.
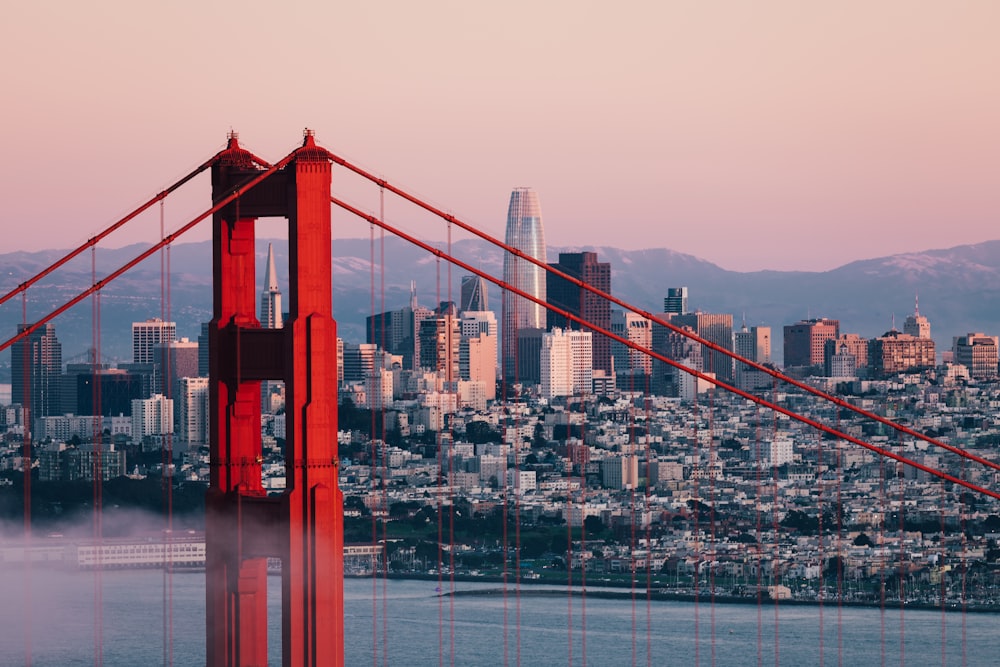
[3,238,1000,380]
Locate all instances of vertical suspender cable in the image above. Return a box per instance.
[707,357,717,667]
[755,402,763,667]
[379,186,389,667]
[369,211,379,667]
[897,433,905,666]
[835,412,844,667]
[817,427,825,667]
[770,377,780,667]
[446,220,456,667]
[92,245,104,666]
[692,382,701,666]
[21,292,33,667]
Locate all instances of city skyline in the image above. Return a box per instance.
[2,3,998,272]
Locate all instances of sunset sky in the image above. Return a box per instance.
[1,1,997,271]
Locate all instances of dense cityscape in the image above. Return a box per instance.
[3,189,1000,611]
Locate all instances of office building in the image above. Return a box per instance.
[460,275,488,313]
[177,377,210,444]
[611,310,652,388]
[953,333,999,380]
[11,322,62,421]
[502,188,547,380]
[664,287,689,316]
[733,323,771,391]
[823,334,869,377]
[153,338,199,396]
[869,330,935,377]
[131,393,174,446]
[903,296,930,339]
[547,252,612,374]
[132,318,176,365]
[540,328,593,399]
[671,312,735,382]
[784,318,839,369]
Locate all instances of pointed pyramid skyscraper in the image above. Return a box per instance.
[260,242,283,329]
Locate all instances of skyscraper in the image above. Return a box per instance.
[132,318,176,365]
[733,322,772,390]
[502,188,547,380]
[903,295,930,339]
[260,242,283,329]
[460,275,488,313]
[259,243,284,413]
[664,287,689,316]
[671,312,735,382]
[11,322,62,421]
[783,318,839,369]
[547,251,612,374]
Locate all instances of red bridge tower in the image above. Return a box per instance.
[206,131,343,666]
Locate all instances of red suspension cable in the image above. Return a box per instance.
[331,195,1000,502]
[323,152,1000,474]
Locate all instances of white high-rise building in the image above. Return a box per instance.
[502,188,546,380]
[761,437,794,467]
[131,393,173,442]
[363,368,394,410]
[540,328,593,399]
[132,318,176,365]
[177,377,210,444]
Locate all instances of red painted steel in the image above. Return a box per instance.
[207,132,343,667]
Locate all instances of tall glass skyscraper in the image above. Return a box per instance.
[502,187,547,380]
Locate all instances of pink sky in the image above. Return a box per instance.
[1,1,997,271]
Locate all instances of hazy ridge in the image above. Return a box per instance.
[3,238,1000,375]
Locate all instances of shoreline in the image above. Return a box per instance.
[358,572,1000,615]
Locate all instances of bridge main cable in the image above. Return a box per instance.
[325,151,1000,474]
[0,149,293,355]
[332,193,1000,501]
[0,146,272,309]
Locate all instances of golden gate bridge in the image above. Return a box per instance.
[2,131,998,666]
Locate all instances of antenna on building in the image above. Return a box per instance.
[914,291,920,316]
[410,280,417,310]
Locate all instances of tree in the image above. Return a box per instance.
[466,420,499,444]
[853,532,873,547]
[583,515,604,536]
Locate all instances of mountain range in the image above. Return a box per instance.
[3,238,1000,378]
